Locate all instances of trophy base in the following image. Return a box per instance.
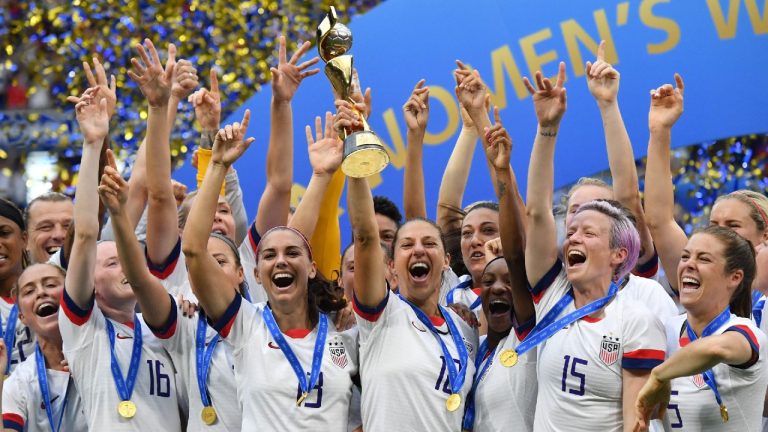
[341,130,390,178]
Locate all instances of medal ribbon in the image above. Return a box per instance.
[446,278,482,311]
[515,282,619,359]
[196,312,220,409]
[752,291,763,328]
[105,315,143,403]
[1,304,18,374]
[35,344,69,432]
[262,306,327,403]
[400,296,469,397]
[461,338,496,430]
[685,307,731,411]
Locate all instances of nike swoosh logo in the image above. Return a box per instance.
[267,342,280,349]
[116,334,133,340]
[411,321,427,333]
[40,395,59,410]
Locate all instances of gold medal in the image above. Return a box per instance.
[446,393,461,412]
[720,404,729,422]
[117,400,136,419]
[500,349,518,367]
[296,392,309,406]
[201,406,217,425]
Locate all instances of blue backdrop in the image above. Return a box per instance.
[175,0,768,243]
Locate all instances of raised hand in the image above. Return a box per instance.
[349,69,373,119]
[80,57,117,118]
[484,237,503,263]
[648,73,684,131]
[97,149,129,215]
[72,87,110,143]
[454,60,487,115]
[169,45,199,100]
[333,99,366,136]
[633,373,671,432]
[188,69,222,130]
[127,39,175,108]
[271,36,320,103]
[403,79,429,132]
[212,109,255,167]
[306,111,343,176]
[523,61,567,128]
[585,40,619,106]
[484,106,512,170]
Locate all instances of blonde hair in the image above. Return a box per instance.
[714,190,768,233]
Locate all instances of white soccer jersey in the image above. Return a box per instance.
[212,295,358,431]
[622,274,680,321]
[237,223,267,304]
[2,350,88,432]
[147,296,240,431]
[58,290,181,431]
[472,325,537,431]
[354,290,479,431]
[662,313,767,431]
[442,274,482,316]
[529,260,666,432]
[0,297,34,373]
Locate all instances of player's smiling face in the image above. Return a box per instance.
[207,236,244,290]
[710,198,766,247]
[480,258,513,335]
[460,207,499,283]
[0,215,26,280]
[94,241,135,307]
[17,263,64,339]
[677,233,741,315]
[256,229,316,306]
[393,220,449,304]
[211,197,236,242]
[563,210,624,288]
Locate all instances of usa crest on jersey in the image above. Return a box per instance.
[692,373,706,389]
[599,336,620,366]
[328,339,348,369]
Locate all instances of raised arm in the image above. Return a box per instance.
[183,111,254,320]
[403,79,429,219]
[485,107,533,324]
[64,88,109,307]
[436,106,479,232]
[255,36,319,234]
[127,39,182,266]
[98,151,171,329]
[523,62,567,286]
[634,330,753,431]
[454,61,500,196]
[644,74,687,292]
[586,41,655,266]
[348,175,387,308]
[288,112,343,240]
[166,44,198,131]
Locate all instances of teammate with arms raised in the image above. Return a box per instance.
[523,61,666,431]
[59,40,181,430]
[185,110,358,430]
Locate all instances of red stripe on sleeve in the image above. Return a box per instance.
[729,325,760,348]
[3,413,24,432]
[623,349,665,360]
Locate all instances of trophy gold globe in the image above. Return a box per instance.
[317,7,389,178]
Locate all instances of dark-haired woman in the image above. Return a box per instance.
[184,112,358,430]
[0,198,34,373]
[346,89,479,428]
[634,226,767,431]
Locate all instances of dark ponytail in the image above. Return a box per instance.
[308,272,347,326]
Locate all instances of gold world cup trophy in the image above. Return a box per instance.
[317,7,390,178]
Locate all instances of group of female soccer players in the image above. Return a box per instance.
[0,34,766,432]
